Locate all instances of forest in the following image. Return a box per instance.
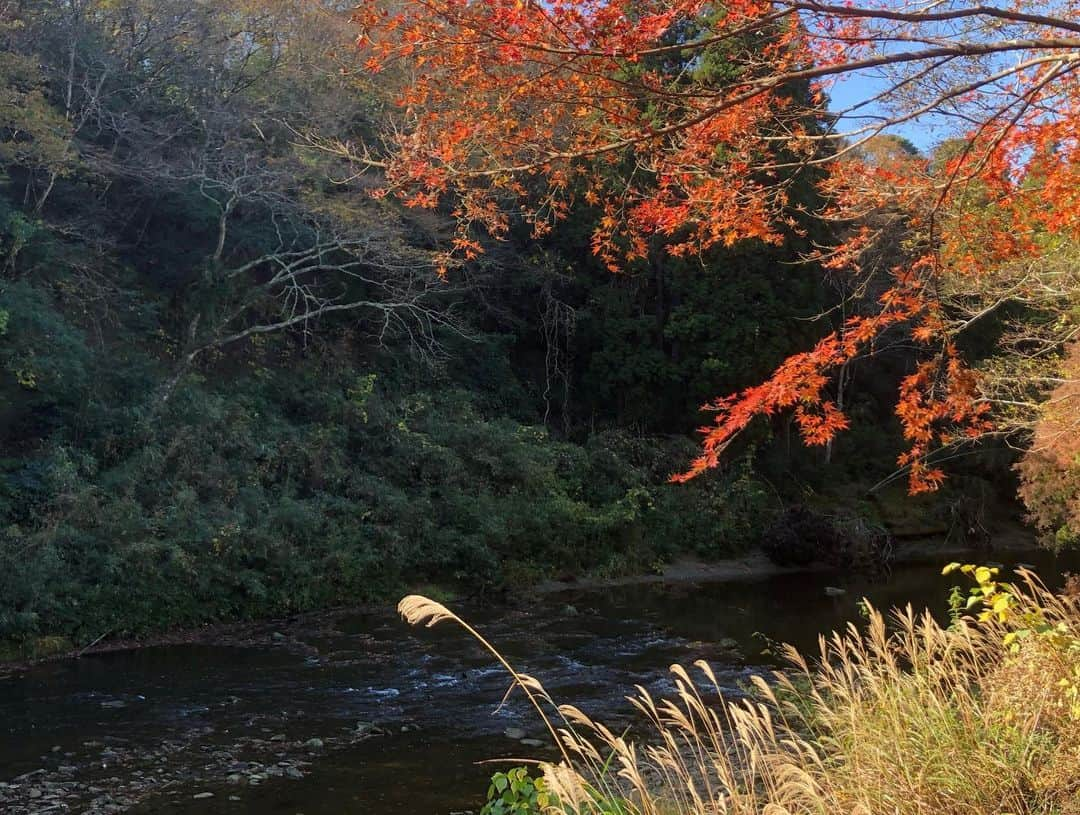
[0,0,966,652]
[0,0,799,649]
[2,1,1080,814]
[2,0,1075,655]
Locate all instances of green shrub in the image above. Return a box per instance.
[481,767,555,815]
[0,350,775,644]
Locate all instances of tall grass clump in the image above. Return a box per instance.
[400,569,1080,815]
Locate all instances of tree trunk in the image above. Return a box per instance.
[33,171,58,214]
[212,198,236,265]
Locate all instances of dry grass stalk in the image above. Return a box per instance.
[400,572,1080,814]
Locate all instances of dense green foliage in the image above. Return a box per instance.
[0,0,819,648]
[0,302,769,641]
[2,0,994,652]
[0,207,776,644]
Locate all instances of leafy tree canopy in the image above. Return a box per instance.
[355,0,1080,494]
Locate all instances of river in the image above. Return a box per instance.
[3,547,1078,814]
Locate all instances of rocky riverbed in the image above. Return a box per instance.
[0,686,405,814]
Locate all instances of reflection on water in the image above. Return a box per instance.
[2,546,1078,814]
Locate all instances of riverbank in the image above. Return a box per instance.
[0,545,889,674]
[537,521,1041,592]
[1,527,1043,676]
[2,548,802,674]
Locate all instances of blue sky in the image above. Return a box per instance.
[827,71,941,153]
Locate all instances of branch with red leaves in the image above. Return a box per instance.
[352,0,1080,492]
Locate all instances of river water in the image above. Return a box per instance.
[3,547,1079,815]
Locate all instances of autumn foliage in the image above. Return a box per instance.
[354,0,1080,492]
[1018,344,1080,548]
